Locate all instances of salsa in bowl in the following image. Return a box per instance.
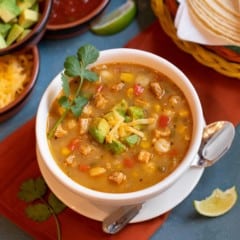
[36,45,204,207]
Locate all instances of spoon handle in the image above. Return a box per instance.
[102,204,142,234]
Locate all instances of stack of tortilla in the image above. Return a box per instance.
[186,0,240,45]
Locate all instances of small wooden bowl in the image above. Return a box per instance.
[0,0,53,56]
[45,0,110,38]
[0,46,39,122]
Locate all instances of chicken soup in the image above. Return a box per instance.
[47,63,193,193]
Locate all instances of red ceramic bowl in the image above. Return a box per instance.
[0,0,53,56]
[45,0,110,38]
[0,46,39,122]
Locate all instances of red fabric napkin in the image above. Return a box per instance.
[0,118,169,240]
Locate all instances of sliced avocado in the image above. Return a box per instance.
[17,0,37,11]
[0,34,7,49]
[89,117,110,144]
[0,0,20,23]
[128,106,145,120]
[17,28,30,41]
[0,23,11,38]
[123,134,140,147]
[112,99,128,116]
[6,23,24,45]
[107,140,127,154]
[18,8,39,28]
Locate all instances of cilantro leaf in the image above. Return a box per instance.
[58,96,71,109]
[18,177,47,203]
[48,193,66,214]
[71,96,88,117]
[26,203,51,222]
[77,44,99,66]
[61,73,70,97]
[64,55,81,77]
[82,69,99,82]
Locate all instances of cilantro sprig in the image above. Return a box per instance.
[18,177,66,240]
[48,44,100,138]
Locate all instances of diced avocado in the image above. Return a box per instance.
[31,2,39,12]
[0,23,11,38]
[123,134,140,147]
[128,106,145,120]
[107,140,127,154]
[17,28,31,41]
[18,8,39,28]
[0,0,20,23]
[0,34,7,49]
[89,117,110,144]
[17,0,37,11]
[6,23,24,45]
[112,99,128,116]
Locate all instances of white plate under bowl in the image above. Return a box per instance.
[36,146,204,223]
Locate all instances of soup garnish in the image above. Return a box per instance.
[47,45,193,193]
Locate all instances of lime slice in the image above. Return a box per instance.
[90,0,137,35]
[194,186,238,217]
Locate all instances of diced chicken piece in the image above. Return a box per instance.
[64,154,75,166]
[54,124,67,138]
[111,82,125,91]
[89,167,106,177]
[108,171,127,184]
[82,104,93,116]
[150,82,165,99]
[79,118,90,135]
[79,144,92,155]
[154,128,171,138]
[154,138,171,154]
[169,95,181,106]
[138,150,152,163]
[67,119,77,129]
[94,92,108,109]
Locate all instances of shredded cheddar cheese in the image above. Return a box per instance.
[0,53,33,109]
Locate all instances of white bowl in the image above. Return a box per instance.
[36,48,204,209]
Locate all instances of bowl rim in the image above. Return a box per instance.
[46,0,110,31]
[0,0,53,56]
[0,46,39,115]
[36,48,204,205]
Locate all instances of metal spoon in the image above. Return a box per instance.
[102,121,235,234]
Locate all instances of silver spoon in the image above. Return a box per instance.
[102,121,235,234]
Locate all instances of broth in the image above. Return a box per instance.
[47,63,193,193]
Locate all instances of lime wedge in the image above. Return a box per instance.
[194,186,238,217]
[90,0,137,35]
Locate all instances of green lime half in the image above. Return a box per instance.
[193,186,238,217]
[90,0,137,35]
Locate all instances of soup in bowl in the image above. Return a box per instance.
[36,47,204,208]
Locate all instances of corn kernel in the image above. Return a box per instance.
[127,88,134,98]
[154,104,161,113]
[89,167,106,177]
[61,147,70,156]
[179,109,189,117]
[176,125,186,134]
[140,140,151,149]
[120,72,134,83]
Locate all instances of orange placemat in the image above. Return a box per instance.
[0,118,169,240]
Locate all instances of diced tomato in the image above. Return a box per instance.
[96,84,103,93]
[78,164,90,172]
[158,115,170,128]
[123,158,135,168]
[68,138,80,151]
[133,84,144,96]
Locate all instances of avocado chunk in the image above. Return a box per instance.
[18,8,39,28]
[112,99,128,116]
[17,28,31,41]
[89,117,110,144]
[107,140,127,154]
[0,0,20,23]
[0,35,7,49]
[6,24,24,45]
[0,23,11,38]
[128,106,145,120]
[123,134,140,147]
[17,0,37,11]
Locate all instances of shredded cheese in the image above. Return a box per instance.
[0,53,33,109]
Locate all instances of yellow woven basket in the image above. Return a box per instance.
[151,0,240,79]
